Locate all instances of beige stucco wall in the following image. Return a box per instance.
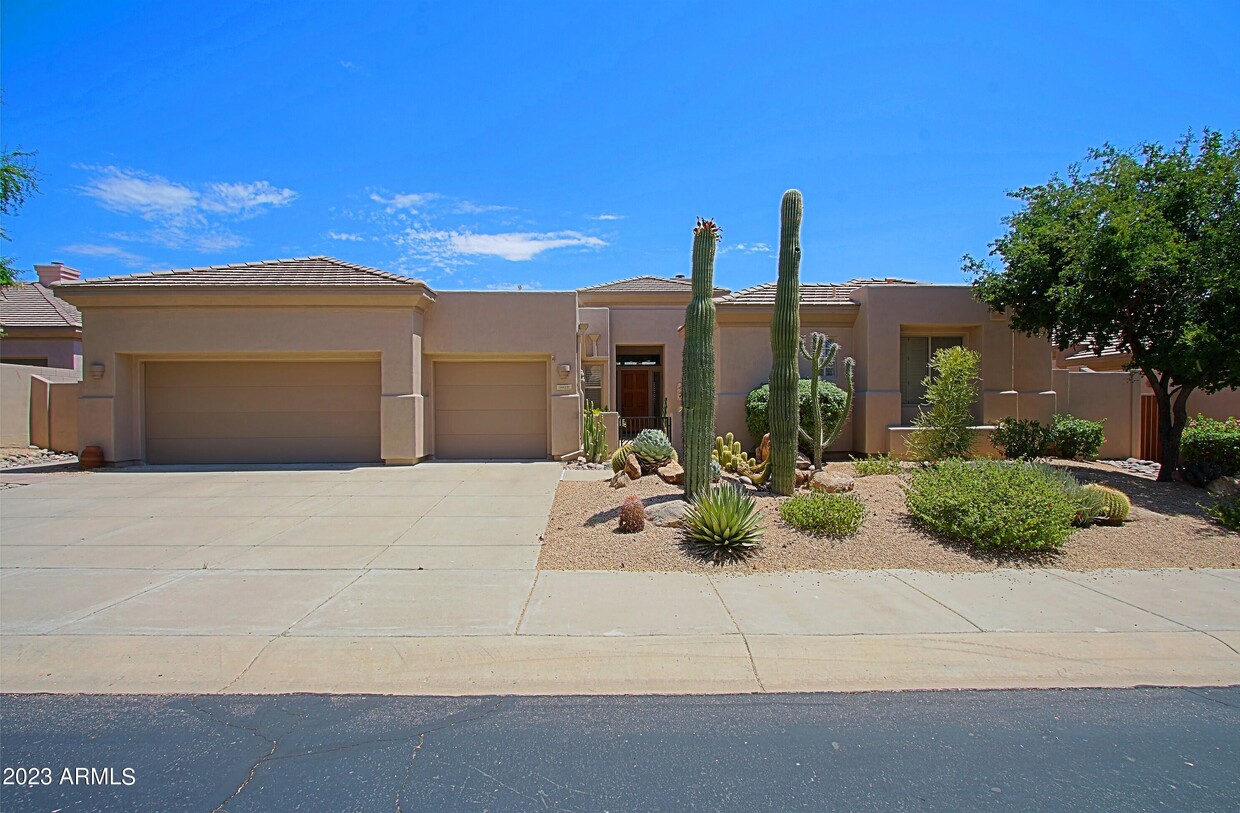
[0,333,82,371]
[601,302,687,446]
[0,363,81,448]
[423,291,581,459]
[56,289,431,465]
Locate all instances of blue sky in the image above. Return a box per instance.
[3,1,1238,291]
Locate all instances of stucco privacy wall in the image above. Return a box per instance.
[55,291,429,465]
[422,291,581,459]
[603,302,687,445]
[0,363,80,448]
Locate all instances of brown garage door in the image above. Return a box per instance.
[434,361,548,459]
[144,360,381,464]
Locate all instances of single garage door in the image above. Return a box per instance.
[434,361,548,459]
[144,360,381,464]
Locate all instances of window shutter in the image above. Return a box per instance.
[583,364,604,408]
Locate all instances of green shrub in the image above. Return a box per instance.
[1203,496,1240,532]
[1030,463,1106,527]
[684,483,764,559]
[851,453,902,476]
[905,346,981,462]
[779,492,865,537]
[991,418,1051,460]
[905,459,1078,551]
[1049,414,1105,461]
[745,379,848,455]
[1180,415,1240,475]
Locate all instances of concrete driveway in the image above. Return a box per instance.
[0,462,559,639]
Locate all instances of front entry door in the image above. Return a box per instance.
[619,369,650,417]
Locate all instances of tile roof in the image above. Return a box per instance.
[0,282,83,329]
[716,277,918,305]
[579,275,731,295]
[58,256,425,288]
[1064,338,1127,362]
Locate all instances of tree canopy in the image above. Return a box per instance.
[1,146,40,286]
[967,129,1239,480]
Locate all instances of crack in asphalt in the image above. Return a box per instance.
[187,697,307,813]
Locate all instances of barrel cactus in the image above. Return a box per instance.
[1084,483,1131,524]
[610,442,633,473]
[682,217,720,500]
[631,428,675,466]
[768,190,803,495]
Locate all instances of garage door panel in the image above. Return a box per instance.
[435,408,546,436]
[435,434,548,460]
[147,384,379,414]
[145,361,380,464]
[147,410,381,441]
[435,361,545,387]
[146,360,379,388]
[150,437,378,465]
[435,384,546,412]
[433,361,547,460]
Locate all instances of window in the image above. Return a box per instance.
[583,363,604,408]
[900,336,964,422]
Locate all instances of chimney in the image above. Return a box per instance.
[34,262,82,287]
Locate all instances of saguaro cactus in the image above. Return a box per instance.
[798,332,856,470]
[681,217,720,500]
[768,190,803,496]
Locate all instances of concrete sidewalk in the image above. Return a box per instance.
[3,567,1237,695]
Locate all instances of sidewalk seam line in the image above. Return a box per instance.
[1044,571,1197,632]
[42,570,190,634]
[707,574,766,693]
[886,570,984,632]
[220,569,369,692]
[514,570,541,635]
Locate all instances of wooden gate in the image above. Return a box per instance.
[1139,394,1160,462]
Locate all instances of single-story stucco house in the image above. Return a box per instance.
[46,255,1237,467]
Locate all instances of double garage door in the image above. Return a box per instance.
[144,360,381,465]
[143,358,550,464]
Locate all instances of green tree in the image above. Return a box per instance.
[967,130,1240,481]
[1,146,40,285]
[905,346,981,461]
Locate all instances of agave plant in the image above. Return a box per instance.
[684,483,764,561]
[631,428,675,466]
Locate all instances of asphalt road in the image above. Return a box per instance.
[2,688,1237,812]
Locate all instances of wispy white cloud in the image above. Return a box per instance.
[451,200,514,214]
[587,213,625,221]
[76,166,297,253]
[340,60,360,71]
[325,230,367,242]
[369,191,438,213]
[200,181,297,216]
[80,166,197,219]
[720,241,773,256]
[451,231,605,261]
[60,243,148,267]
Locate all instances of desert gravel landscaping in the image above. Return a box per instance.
[538,461,1240,573]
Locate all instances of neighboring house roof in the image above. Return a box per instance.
[579,275,731,296]
[57,256,426,288]
[0,282,83,329]
[716,277,919,306]
[1063,338,1128,363]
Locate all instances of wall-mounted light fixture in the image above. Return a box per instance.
[89,362,105,380]
[558,363,572,380]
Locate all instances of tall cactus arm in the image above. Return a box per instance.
[769,190,803,496]
[824,356,856,448]
[681,217,720,500]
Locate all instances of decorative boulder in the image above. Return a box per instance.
[645,500,689,527]
[624,453,643,481]
[756,433,771,463]
[796,454,812,470]
[795,468,813,488]
[609,471,631,489]
[1207,475,1240,498]
[657,460,684,485]
[810,472,855,493]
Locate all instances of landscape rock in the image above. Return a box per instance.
[624,453,643,480]
[609,471,631,489]
[809,472,855,493]
[656,461,684,485]
[645,500,689,528]
[739,476,753,486]
[797,454,812,470]
[795,469,813,488]
[756,433,770,463]
[1207,475,1240,498]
